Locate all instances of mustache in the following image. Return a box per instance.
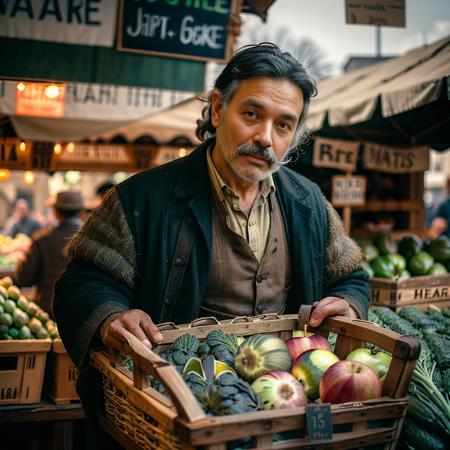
[234,144,278,166]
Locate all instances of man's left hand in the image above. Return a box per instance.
[308,297,357,328]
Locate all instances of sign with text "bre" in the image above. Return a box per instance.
[346,0,405,28]
[313,137,360,172]
[332,175,366,207]
[363,143,429,173]
[118,0,239,62]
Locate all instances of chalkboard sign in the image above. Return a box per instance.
[118,0,240,62]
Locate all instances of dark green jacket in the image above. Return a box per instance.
[53,140,369,369]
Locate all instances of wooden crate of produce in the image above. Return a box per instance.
[45,339,80,405]
[371,274,450,310]
[91,306,420,450]
[0,339,51,404]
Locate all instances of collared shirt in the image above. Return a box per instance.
[207,147,275,262]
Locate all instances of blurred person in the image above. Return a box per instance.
[4,199,41,238]
[429,178,450,239]
[14,191,84,317]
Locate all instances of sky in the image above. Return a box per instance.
[237,0,450,76]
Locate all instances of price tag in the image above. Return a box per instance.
[306,404,333,441]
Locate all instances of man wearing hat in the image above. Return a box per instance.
[15,190,84,317]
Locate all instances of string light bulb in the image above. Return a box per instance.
[53,143,62,155]
[66,142,75,153]
[45,84,60,99]
[0,169,10,181]
[16,82,26,92]
[19,141,26,152]
[24,170,35,185]
[178,147,187,157]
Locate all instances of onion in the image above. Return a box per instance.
[251,371,307,410]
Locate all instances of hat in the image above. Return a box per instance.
[54,191,84,210]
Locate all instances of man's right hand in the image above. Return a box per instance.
[99,309,164,354]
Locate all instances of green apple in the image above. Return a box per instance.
[346,348,392,381]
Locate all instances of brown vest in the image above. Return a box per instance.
[200,190,292,320]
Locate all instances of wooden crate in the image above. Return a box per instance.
[45,339,80,405]
[91,307,420,450]
[371,274,450,310]
[0,339,51,405]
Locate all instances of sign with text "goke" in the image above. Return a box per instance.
[313,137,360,172]
[345,0,405,27]
[118,0,239,62]
[363,143,429,173]
[332,175,366,207]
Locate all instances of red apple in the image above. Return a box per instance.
[286,332,331,361]
[251,371,307,410]
[346,348,392,381]
[291,349,339,401]
[319,360,382,404]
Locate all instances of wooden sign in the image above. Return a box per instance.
[0,138,31,169]
[363,143,429,173]
[118,0,240,62]
[313,137,360,172]
[306,404,333,441]
[332,175,366,207]
[345,0,405,27]
[16,82,65,118]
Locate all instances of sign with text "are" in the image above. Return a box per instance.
[313,137,360,172]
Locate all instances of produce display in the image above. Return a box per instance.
[369,306,450,450]
[0,233,31,268]
[122,327,389,417]
[360,233,450,279]
[0,276,58,340]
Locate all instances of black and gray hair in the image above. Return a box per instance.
[196,42,317,149]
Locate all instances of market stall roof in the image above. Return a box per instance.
[307,35,450,148]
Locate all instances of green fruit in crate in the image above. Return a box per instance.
[0,324,8,334]
[235,334,291,383]
[7,285,21,300]
[35,327,49,339]
[0,276,13,288]
[387,253,406,275]
[0,296,4,307]
[0,286,7,300]
[27,302,39,317]
[398,270,411,280]
[373,234,398,255]
[0,312,13,327]
[17,296,29,312]
[13,308,29,328]
[361,261,374,279]
[0,333,12,340]
[429,236,450,263]
[4,299,16,314]
[28,317,42,334]
[0,304,3,315]
[19,325,31,339]
[37,310,49,323]
[398,235,422,260]
[409,252,434,276]
[362,244,378,262]
[8,326,19,339]
[428,263,448,276]
[370,256,395,279]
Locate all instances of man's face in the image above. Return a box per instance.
[211,77,304,185]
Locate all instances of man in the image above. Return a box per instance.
[15,191,84,317]
[53,43,368,420]
[6,199,41,238]
[429,178,450,239]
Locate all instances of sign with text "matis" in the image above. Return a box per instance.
[118,0,239,62]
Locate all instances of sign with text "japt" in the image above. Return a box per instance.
[118,0,239,62]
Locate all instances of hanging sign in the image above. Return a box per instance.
[0,138,32,169]
[332,175,366,207]
[0,0,117,47]
[363,143,429,173]
[313,137,360,172]
[16,82,65,118]
[345,0,405,27]
[118,0,239,62]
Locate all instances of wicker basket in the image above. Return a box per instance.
[91,305,420,450]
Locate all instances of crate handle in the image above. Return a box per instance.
[157,322,180,331]
[189,317,220,327]
[122,330,206,423]
[257,313,282,321]
[297,304,315,331]
[230,316,253,323]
